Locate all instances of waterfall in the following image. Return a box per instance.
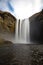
[15,19,19,39]
[21,19,27,41]
[27,19,29,43]
[15,18,29,43]
[21,19,29,43]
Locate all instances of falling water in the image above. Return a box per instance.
[21,19,29,43]
[15,18,29,43]
[15,19,19,39]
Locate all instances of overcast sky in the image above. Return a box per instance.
[0,0,43,19]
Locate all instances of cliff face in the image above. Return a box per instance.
[0,10,16,33]
[29,10,43,43]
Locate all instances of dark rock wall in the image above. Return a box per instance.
[29,10,43,43]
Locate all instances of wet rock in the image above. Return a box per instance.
[0,44,43,65]
[30,48,43,65]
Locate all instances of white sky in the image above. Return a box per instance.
[0,0,42,19]
[10,0,41,19]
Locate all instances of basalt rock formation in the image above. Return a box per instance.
[29,9,43,43]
